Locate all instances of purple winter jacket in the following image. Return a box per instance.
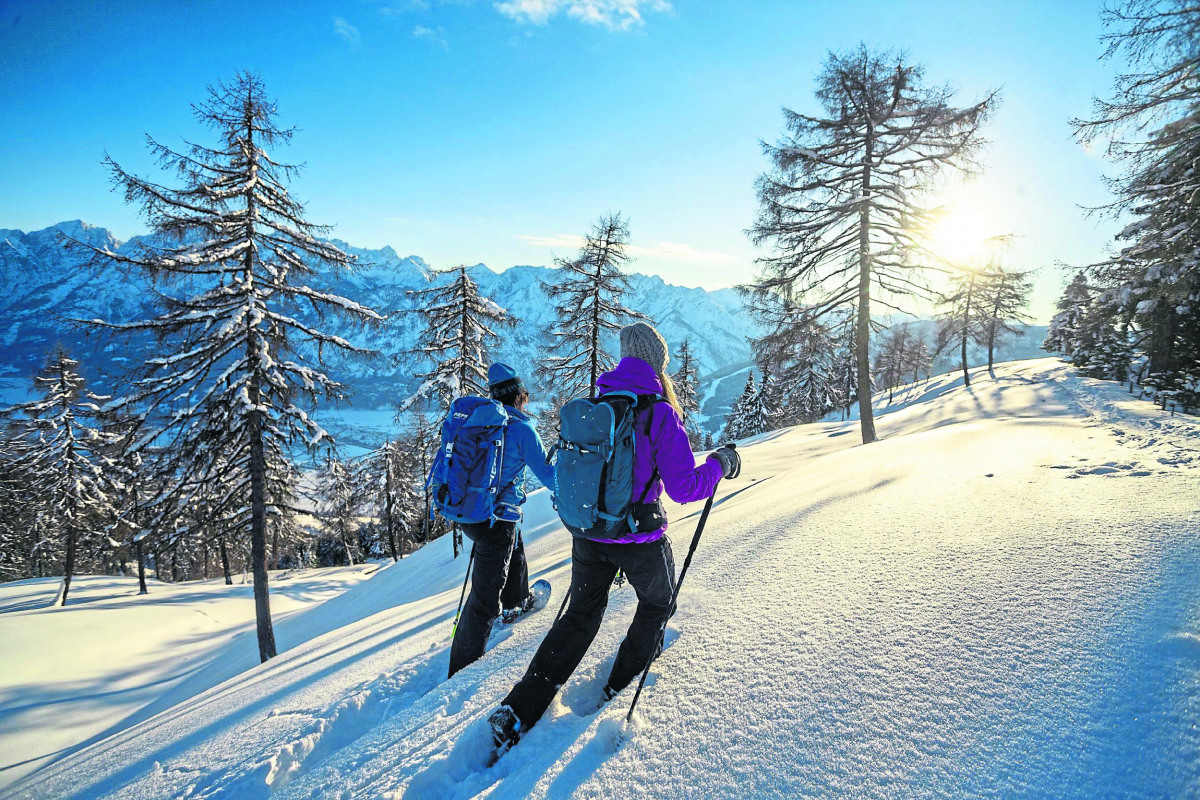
[590,357,724,544]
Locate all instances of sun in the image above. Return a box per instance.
[927,206,995,265]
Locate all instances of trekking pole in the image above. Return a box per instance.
[553,588,570,623]
[626,482,719,722]
[451,542,476,636]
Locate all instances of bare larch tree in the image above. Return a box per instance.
[406,265,513,407]
[747,44,997,443]
[539,213,645,399]
[89,72,382,661]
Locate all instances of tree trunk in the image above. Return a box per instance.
[384,450,398,562]
[271,530,279,571]
[136,539,148,595]
[219,535,232,585]
[243,99,276,663]
[961,274,975,388]
[341,526,355,566]
[855,129,878,444]
[590,260,603,400]
[61,529,77,606]
[248,402,276,661]
[988,298,1000,371]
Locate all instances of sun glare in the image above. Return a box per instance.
[927,207,996,265]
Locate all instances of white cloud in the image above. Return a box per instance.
[519,234,736,264]
[494,0,671,30]
[627,241,738,264]
[518,233,584,248]
[413,24,449,47]
[333,17,361,44]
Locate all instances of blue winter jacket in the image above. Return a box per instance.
[494,406,556,522]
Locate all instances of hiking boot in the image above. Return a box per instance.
[501,592,536,624]
[487,705,521,764]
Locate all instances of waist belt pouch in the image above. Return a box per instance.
[630,501,666,533]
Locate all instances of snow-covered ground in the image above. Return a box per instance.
[0,565,380,788]
[3,358,1198,800]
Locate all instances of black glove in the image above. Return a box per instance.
[707,445,741,479]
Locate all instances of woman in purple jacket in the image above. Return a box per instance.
[488,322,741,753]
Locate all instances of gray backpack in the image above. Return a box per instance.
[553,391,663,538]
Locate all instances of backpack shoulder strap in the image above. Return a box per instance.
[634,394,664,503]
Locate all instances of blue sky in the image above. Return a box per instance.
[1,0,1123,322]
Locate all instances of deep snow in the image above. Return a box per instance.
[3,358,1198,800]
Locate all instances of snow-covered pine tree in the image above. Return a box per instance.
[1074,1,1200,393]
[702,431,714,449]
[672,339,704,448]
[875,324,913,401]
[361,439,407,562]
[978,267,1033,370]
[740,373,773,438]
[316,455,363,566]
[406,265,514,407]
[832,308,859,420]
[1,350,118,604]
[905,329,933,384]
[935,270,990,387]
[1043,272,1092,357]
[536,392,570,454]
[746,44,997,444]
[88,73,383,661]
[393,399,447,548]
[538,213,645,399]
[723,372,757,442]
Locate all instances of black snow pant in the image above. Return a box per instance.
[447,520,529,679]
[502,535,675,731]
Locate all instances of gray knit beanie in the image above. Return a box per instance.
[620,322,669,373]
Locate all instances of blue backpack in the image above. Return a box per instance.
[554,391,662,538]
[428,396,510,525]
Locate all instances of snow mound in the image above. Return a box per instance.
[4,359,1199,800]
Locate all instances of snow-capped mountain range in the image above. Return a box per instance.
[0,221,759,414]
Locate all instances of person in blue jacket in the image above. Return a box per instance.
[447,363,557,679]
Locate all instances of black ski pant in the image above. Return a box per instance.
[502,535,675,731]
[447,520,529,679]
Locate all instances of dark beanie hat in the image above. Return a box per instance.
[487,362,523,394]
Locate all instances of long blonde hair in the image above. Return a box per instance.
[658,370,684,417]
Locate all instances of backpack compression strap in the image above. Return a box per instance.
[635,395,662,504]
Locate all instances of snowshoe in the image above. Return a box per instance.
[501,579,551,624]
[487,705,522,766]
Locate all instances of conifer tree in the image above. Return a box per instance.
[1044,273,1092,357]
[740,374,773,438]
[978,266,1033,370]
[362,440,406,562]
[747,44,997,443]
[1074,1,1200,392]
[539,213,645,398]
[316,455,363,566]
[832,308,860,419]
[406,265,513,406]
[935,270,989,387]
[723,372,757,442]
[673,339,704,447]
[1,350,117,604]
[89,73,383,661]
[875,324,913,401]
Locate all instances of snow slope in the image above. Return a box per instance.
[5,358,1199,800]
[0,566,379,788]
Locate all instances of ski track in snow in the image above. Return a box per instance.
[4,358,1200,800]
